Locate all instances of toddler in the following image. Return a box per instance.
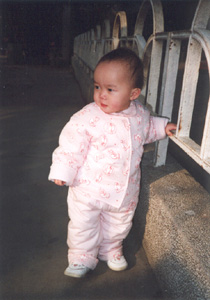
[49,48,176,278]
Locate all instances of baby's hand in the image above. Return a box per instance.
[165,123,177,136]
[54,179,66,186]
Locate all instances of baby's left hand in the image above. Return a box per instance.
[165,123,177,136]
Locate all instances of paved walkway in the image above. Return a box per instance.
[0,65,165,300]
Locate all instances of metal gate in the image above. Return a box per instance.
[72,0,210,174]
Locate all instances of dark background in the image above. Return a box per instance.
[0,0,199,65]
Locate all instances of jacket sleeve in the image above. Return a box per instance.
[144,115,168,144]
[48,114,91,186]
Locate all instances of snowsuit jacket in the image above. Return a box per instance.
[49,100,168,208]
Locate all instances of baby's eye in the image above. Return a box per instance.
[94,85,100,90]
[108,88,114,92]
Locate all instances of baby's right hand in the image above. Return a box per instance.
[54,179,66,186]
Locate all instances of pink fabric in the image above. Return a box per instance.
[66,188,137,269]
[49,100,168,208]
[49,100,168,269]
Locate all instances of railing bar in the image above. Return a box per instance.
[154,31,191,40]
[192,30,210,65]
[171,31,192,39]
[177,37,202,138]
[170,136,210,173]
[157,33,171,114]
[154,36,181,166]
[144,39,163,112]
[200,96,210,160]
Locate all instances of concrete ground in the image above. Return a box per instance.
[0,64,167,300]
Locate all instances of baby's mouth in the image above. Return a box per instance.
[101,103,108,108]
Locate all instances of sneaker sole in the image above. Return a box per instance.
[107,261,128,271]
[64,269,89,278]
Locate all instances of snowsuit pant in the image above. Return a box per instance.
[67,188,138,270]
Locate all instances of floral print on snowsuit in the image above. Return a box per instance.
[49,100,168,269]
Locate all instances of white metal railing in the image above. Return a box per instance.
[72,0,210,174]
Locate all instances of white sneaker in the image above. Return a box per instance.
[107,254,128,271]
[64,263,90,278]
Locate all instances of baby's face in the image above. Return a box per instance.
[93,61,136,114]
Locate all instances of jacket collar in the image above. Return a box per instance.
[111,101,137,117]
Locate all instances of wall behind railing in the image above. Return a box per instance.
[72,0,210,175]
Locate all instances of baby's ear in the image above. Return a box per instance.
[130,88,141,100]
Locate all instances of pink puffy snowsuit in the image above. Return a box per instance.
[49,100,168,269]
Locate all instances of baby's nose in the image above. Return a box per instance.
[99,90,106,99]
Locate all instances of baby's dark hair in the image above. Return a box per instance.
[97,47,144,89]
